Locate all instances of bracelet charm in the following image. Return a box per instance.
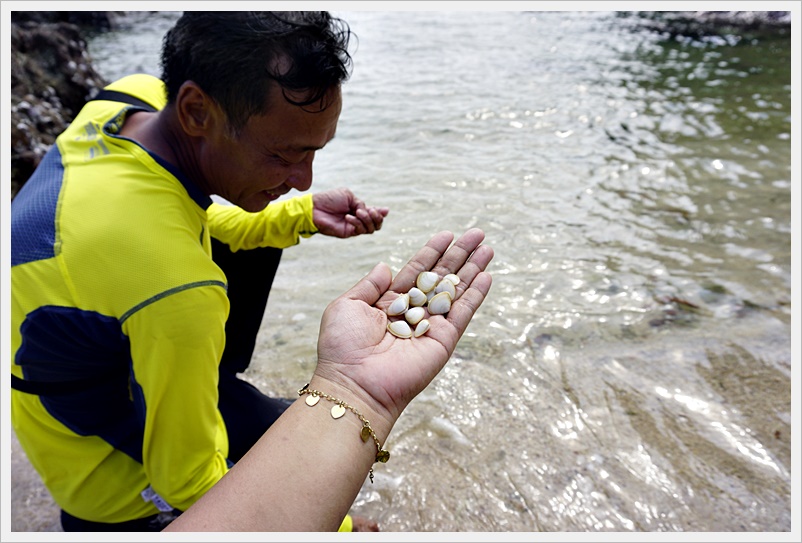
[298,383,390,483]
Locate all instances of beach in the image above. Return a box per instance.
[7,9,795,534]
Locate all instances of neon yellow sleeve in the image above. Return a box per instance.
[207,194,318,252]
[338,514,353,532]
[123,285,231,512]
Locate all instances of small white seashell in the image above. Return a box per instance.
[443,273,460,286]
[427,289,436,302]
[405,306,426,325]
[387,293,409,316]
[434,279,456,299]
[416,271,439,293]
[408,287,427,307]
[387,320,413,338]
[414,319,430,337]
[428,291,452,315]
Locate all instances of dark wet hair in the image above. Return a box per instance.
[160,11,353,133]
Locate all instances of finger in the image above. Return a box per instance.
[367,208,385,231]
[349,194,366,213]
[343,262,393,305]
[442,271,493,338]
[388,231,455,294]
[451,244,495,300]
[430,228,486,279]
[355,207,376,234]
[344,215,366,236]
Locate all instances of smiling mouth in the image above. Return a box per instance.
[264,186,291,199]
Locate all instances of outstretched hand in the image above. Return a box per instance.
[312,188,389,237]
[165,229,492,533]
[313,228,494,431]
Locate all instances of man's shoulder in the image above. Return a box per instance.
[100,74,168,111]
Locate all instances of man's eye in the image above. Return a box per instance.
[269,149,308,165]
[269,154,291,166]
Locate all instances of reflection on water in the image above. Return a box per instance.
[362,333,791,531]
[12,10,794,533]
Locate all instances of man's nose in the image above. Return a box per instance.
[286,154,314,191]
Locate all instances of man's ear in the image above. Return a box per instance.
[175,81,221,137]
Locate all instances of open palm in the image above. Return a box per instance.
[314,228,494,424]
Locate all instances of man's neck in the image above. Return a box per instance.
[119,108,208,194]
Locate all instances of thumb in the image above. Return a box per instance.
[344,262,393,305]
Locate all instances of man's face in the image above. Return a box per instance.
[204,85,342,212]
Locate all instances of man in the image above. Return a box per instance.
[11,12,386,531]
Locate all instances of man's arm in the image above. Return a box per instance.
[123,284,231,512]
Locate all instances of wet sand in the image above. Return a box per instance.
[9,430,61,532]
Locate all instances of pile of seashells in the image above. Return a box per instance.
[385,271,460,339]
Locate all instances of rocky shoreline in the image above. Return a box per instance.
[10,12,130,198]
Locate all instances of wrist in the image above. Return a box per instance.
[303,193,321,234]
[299,376,394,484]
[305,374,395,447]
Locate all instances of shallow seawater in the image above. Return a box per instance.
[11,10,795,533]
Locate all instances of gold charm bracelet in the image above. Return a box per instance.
[298,383,390,483]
